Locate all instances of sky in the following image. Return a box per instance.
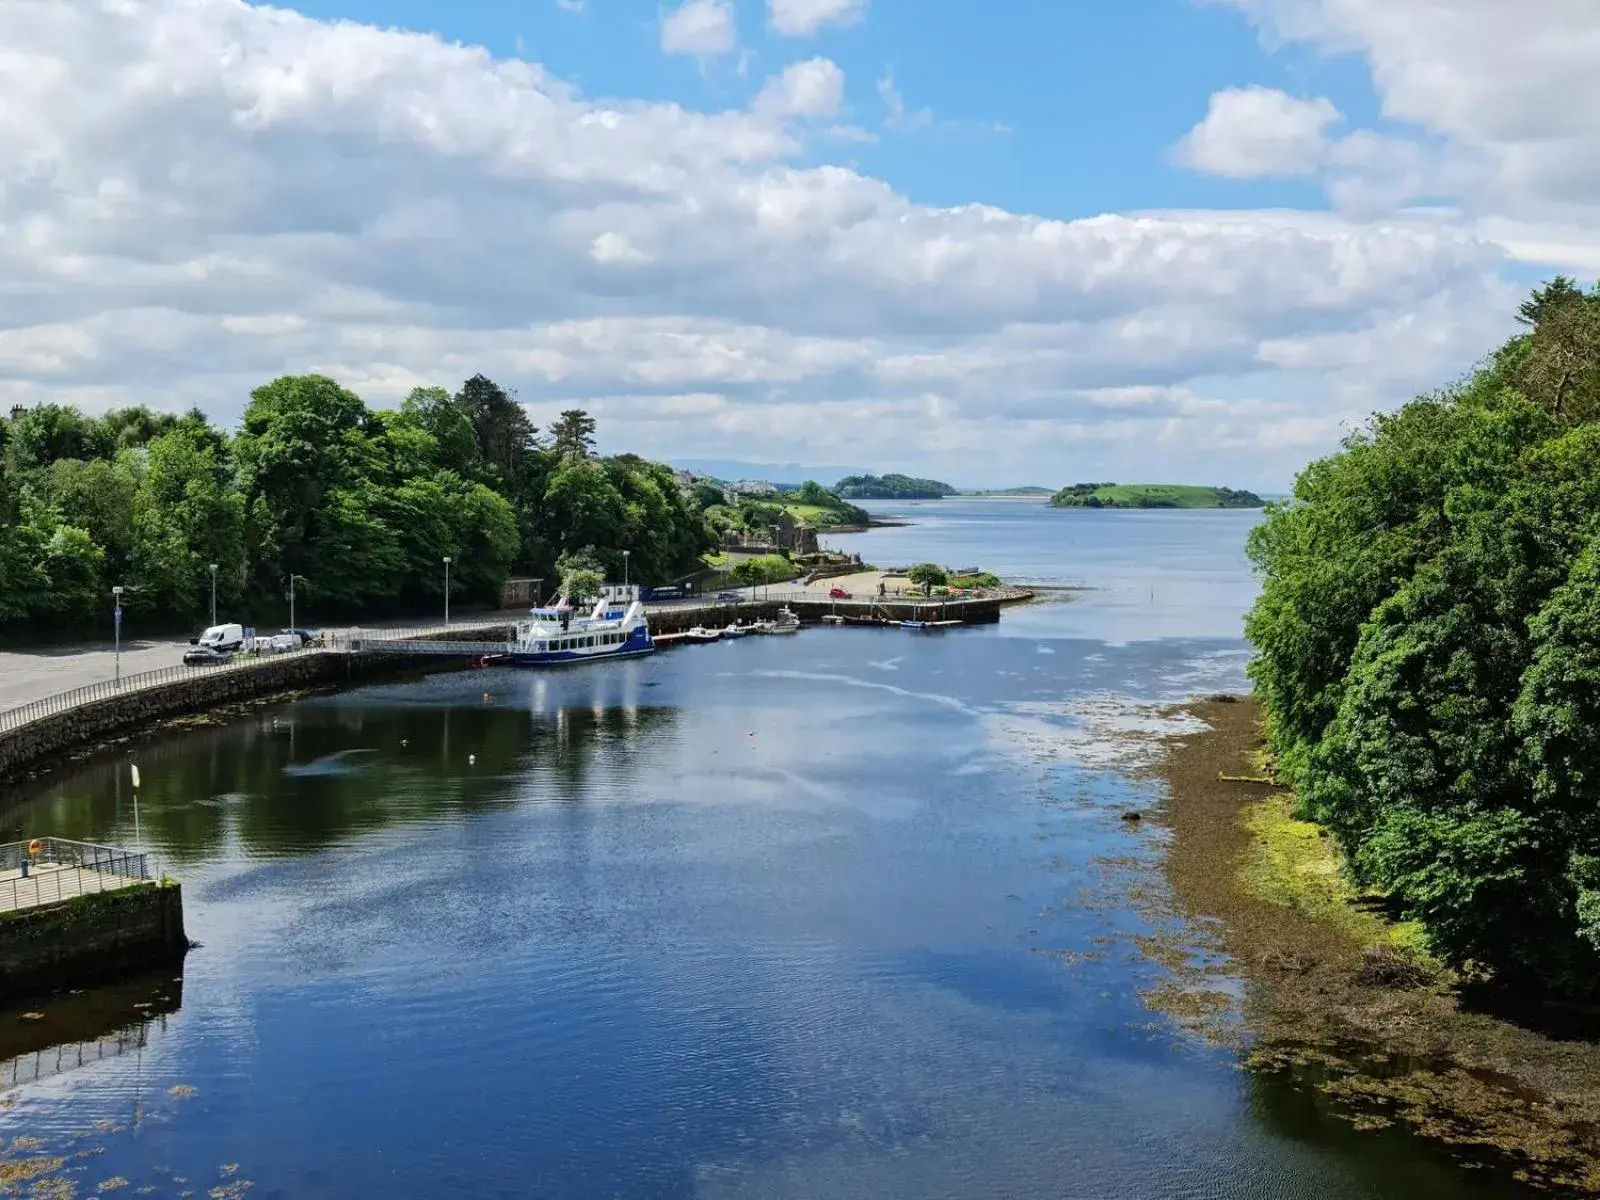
[3,1,1599,489]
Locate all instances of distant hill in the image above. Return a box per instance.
[834,473,956,500]
[1048,482,1265,509]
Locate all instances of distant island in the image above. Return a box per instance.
[1048,482,1265,509]
[834,473,956,500]
[959,486,1053,497]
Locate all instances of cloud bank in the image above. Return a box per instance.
[0,0,1572,487]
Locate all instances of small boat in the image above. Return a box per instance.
[756,608,800,634]
[682,626,723,643]
[722,623,750,638]
[820,614,845,625]
[900,620,930,630]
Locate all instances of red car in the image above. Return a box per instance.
[828,586,852,599]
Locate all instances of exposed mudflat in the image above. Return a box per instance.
[1152,695,1600,1194]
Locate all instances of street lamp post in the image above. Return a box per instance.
[208,563,218,627]
[112,586,124,682]
[288,574,305,632]
[443,556,452,626]
[622,550,630,592]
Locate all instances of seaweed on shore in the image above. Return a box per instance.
[1144,695,1600,1194]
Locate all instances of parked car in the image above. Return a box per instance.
[716,590,741,603]
[184,646,233,666]
[828,586,852,599]
[284,627,319,646]
[191,622,245,652]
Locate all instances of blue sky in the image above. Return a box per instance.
[3,0,1594,488]
[291,0,1367,217]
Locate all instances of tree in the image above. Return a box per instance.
[454,375,534,479]
[397,386,479,476]
[1514,278,1600,423]
[8,403,96,469]
[730,558,767,588]
[908,562,948,594]
[793,480,834,507]
[690,480,726,511]
[557,549,604,604]
[549,409,597,461]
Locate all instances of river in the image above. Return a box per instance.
[1,498,1544,1198]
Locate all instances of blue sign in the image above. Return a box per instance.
[244,626,255,640]
[114,605,122,630]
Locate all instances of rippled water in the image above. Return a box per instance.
[1,501,1545,1198]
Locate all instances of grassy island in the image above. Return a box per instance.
[1048,482,1264,509]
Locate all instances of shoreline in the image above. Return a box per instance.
[1151,695,1600,1192]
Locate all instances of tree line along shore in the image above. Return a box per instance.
[0,375,873,639]
[1240,275,1600,1003]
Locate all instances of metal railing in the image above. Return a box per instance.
[0,837,151,914]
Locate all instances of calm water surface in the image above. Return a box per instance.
[2,501,1542,1198]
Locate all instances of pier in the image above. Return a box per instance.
[0,838,187,1000]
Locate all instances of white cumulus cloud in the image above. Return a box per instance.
[1174,86,1340,178]
[754,58,846,119]
[1212,0,1600,270]
[768,0,868,37]
[660,0,737,59]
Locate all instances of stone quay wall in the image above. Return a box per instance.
[0,883,189,1000]
[0,624,516,787]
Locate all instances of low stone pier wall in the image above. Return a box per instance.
[0,883,189,1001]
[0,654,343,785]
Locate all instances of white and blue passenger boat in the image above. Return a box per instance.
[506,587,654,667]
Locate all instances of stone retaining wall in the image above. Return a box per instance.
[0,654,343,785]
[0,883,188,1000]
[0,625,520,787]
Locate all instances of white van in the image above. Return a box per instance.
[196,623,245,652]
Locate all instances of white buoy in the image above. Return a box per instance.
[468,754,476,766]
[400,739,408,748]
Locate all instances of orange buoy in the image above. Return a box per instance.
[27,839,43,856]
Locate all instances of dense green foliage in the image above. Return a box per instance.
[728,554,797,587]
[1049,482,1264,509]
[1247,277,1600,998]
[907,562,949,592]
[0,375,715,634]
[834,473,956,499]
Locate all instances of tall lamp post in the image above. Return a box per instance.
[288,574,305,632]
[208,563,218,627]
[112,586,124,682]
[443,556,452,626]
[622,549,630,593]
